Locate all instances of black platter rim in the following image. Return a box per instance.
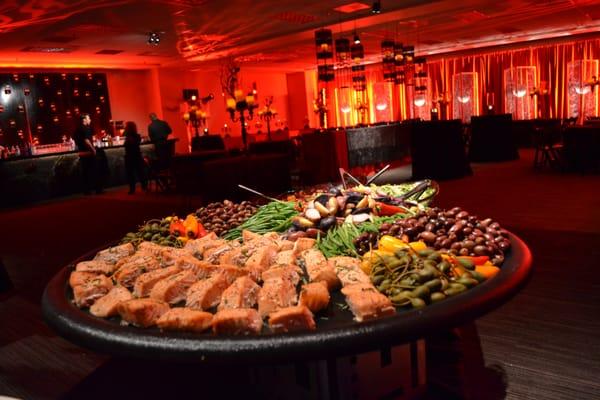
[42,231,532,364]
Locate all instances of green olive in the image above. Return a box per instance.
[424,278,442,292]
[427,252,442,262]
[469,270,486,283]
[430,292,446,303]
[417,268,434,281]
[456,277,479,288]
[457,258,475,270]
[372,275,385,285]
[418,249,434,257]
[444,283,467,296]
[391,293,411,304]
[411,285,430,299]
[411,297,426,308]
[438,260,452,273]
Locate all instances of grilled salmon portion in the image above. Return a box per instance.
[75,260,115,275]
[218,264,249,284]
[186,273,230,311]
[133,266,182,298]
[204,244,237,264]
[242,230,262,242]
[212,308,263,335]
[257,278,298,318]
[117,298,170,327]
[94,243,135,265]
[113,254,161,288]
[175,255,218,279]
[136,241,164,256]
[329,256,371,287]
[275,239,295,252]
[244,245,278,281]
[299,281,330,313]
[90,286,133,317]
[159,247,192,266]
[184,236,224,259]
[69,271,99,288]
[150,270,197,304]
[268,305,316,333]
[72,275,114,308]
[273,250,296,266]
[300,249,340,290]
[293,238,316,255]
[218,276,261,311]
[341,283,395,322]
[156,308,213,333]
[261,265,302,286]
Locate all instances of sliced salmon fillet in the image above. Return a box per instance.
[133,265,182,298]
[242,230,263,242]
[75,260,115,275]
[72,275,114,308]
[217,264,250,284]
[257,278,298,318]
[244,245,278,281]
[341,283,396,322]
[275,239,295,252]
[204,244,237,264]
[268,305,316,333]
[175,255,218,279]
[113,254,161,288]
[261,265,302,286]
[212,308,263,335]
[329,256,371,287]
[117,298,170,327]
[156,308,213,333]
[149,270,197,304]
[300,249,340,290]
[299,281,330,313]
[186,273,230,311]
[293,238,316,255]
[159,247,192,266]
[90,286,133,317]
[136,241,164,256]
[272,250,296,266]
[184,236,224,259]
[69,271,99,288]
[94,243,135,265]
[218,276,261,311]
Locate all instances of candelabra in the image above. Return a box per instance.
[226,89,258,150]
[258,96,277,141]
[183,94,214,137]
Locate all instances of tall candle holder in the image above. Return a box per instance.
[183,93,214,137]
[226,89,258,150]
[258,96,277,141]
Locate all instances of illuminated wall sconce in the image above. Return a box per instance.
[413,95,427,107]
[17,129,24,138]
[61,73,67,80]
[57,89,63,96]
[17,104,24,113]
[74,106,80,114]
[9,119,16,127]
[74,75,80,81]
[50,102,57,112]
[574,86,591,95]
[66,110,72,118]
[375,103,388,111]
[0,105,4,113]
[512,86,527,98]
[87,73,93,80]
[341,105,351,114]
[24,88,31,96]
[95,106,101,114]
[85,91,91,97]
[53,116,60,123]
[99,96,105,103]
[37,125,43,132]
[4,85,11,95]
[457,95,470,103]
[38,98,45,107]
[73,89,79,96]
[97,80,103,87]
[29,74,35,79]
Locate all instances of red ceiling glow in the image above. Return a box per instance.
[334,2,371,14]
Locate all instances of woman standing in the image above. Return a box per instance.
[123,121,148,194]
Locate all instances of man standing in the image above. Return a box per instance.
[73,114,102,194]
[148,112,172,145]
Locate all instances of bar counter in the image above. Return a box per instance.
[0,142,155,207]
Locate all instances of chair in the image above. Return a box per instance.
[148,139,175,192]
[533,124,563,170]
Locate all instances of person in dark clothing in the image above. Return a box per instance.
[123,121,148,194]
[73,114,103,194]
[147,112,173,172]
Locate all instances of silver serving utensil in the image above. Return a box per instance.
[237,184,286,203]
[366,164,391,185]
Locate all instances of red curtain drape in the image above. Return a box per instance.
[310,37,600,125]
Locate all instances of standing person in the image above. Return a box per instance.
[123,121,148,194]
[73,113,102,194]
[147,112,173,171]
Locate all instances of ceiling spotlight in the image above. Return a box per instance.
[148,32,161,45]
[353,33,361,45]
[372,1,381,14]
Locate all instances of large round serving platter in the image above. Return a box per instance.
[42,232,532,364]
